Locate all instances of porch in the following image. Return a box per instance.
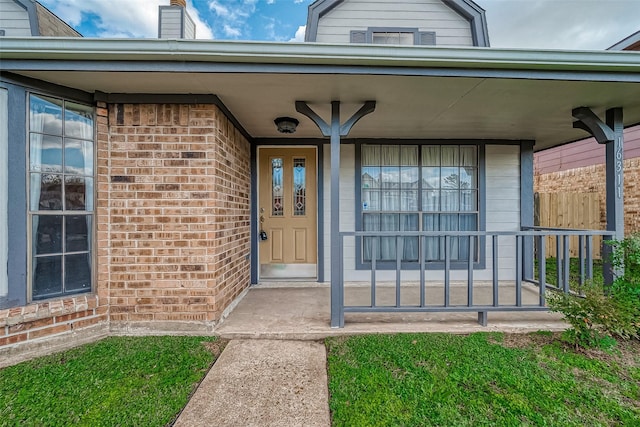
[216,283,566,339]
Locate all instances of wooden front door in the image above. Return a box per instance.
[258,147,317,279]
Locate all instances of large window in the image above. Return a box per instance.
[29,94,94,300]
[361,144,479,264]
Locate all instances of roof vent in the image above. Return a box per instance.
[159,0,195,39]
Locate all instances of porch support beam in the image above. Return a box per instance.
[572,106,624,285]
[604,108,624,283]
[296,100,376,328]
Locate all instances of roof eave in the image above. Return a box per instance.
[1,37,640,74]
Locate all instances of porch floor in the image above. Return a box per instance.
[216,282,567,340]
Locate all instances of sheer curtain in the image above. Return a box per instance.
[362,145,419,262]
[0,89,7,298]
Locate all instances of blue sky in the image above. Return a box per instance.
[37,0,640,50]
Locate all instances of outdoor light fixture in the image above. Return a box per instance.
[274,117,299,134]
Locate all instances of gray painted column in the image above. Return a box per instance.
[296,100,375,328]
[520,140,535,280]
[604,108,624,284]
[329,102,343,328]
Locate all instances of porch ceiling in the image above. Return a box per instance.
[3,38,640,151]
[12,70,639,151]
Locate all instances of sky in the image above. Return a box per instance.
[37,0,640,50]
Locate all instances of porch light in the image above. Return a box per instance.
[274,117,299,134]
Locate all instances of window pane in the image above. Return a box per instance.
[65,253,92,293]
[441,190,459,211]
[460,190,477,211]
[362,166,380,188]
[65,138,94,175]
[33,255,62,298]
[363,213,379,262]
[441,214,459,260]
[33,215,63,255]
[381,145,399,165]
[423,213,439,261]
[65,176,93,211]
[422,190,439,211]
[401,146,418,165]
[441,146,459,166]
[401,167,418,189]
[460,167,477,189]
[293,158,306,216]
[381,166,399,189]
[66,215,92,253]
[380,213,399,261]
[441,167,459,189]
[422,146,440,166]
[362,145,380,165]
[460,146,477,166]
[422,167,440,189]
[271,158,283,216]
[64,102,94,140]
[381,190,399,211]
[31,173,63,211]
[362,189,380,211]
[400,190,418,211]
[400,213,419,262]
[30,134,62,173]
[30,95,63,136]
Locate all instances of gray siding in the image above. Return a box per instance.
[0,0,31,37]
[184,12,195,39]
[316,0,474,46]
[159,8,183,39]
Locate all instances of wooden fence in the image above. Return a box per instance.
[534,192,603,258]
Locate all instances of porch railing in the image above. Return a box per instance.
[334,228,611,327]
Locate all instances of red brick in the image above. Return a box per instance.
[28,324,71,340]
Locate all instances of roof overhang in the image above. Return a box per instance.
[1,38,640,151]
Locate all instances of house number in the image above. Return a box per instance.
[615,136,623,200]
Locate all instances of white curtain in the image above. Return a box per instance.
[0,89,8,297]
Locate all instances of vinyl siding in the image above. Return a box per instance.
[323,143,521,282]
[184,13,195,39]
[316,0,474,46]
[0,0,32,36]
[159,8,182,39]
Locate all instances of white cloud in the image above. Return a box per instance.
[475,0,640,50]
[223,24,242,37]
[40,0,214,39]
[289,25,306,42]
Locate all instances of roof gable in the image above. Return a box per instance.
[305,0,489,46]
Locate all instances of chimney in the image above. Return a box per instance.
[159,0,196,39]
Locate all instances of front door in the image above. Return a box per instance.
[258,147,317,279]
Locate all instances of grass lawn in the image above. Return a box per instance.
[536,257,604,290]
[327,332,640,426]
[0,336,225,427]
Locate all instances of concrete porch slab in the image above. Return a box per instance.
[216,284,567,340]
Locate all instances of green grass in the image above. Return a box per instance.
[0,336,223,427]
[536,257,604,289]
[326,333,640,426]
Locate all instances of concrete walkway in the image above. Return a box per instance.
[176,285,567,426]
[175,340,330,427]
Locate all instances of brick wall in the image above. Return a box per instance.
[101,103,251,332]
[534,157,640,235]
[0,295,109,367]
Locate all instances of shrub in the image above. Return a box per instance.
[548,234,640,348]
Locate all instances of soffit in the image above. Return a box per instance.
[12,70,640,151]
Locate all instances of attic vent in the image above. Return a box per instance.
[419,32,436,46]
[350,30,367,44]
